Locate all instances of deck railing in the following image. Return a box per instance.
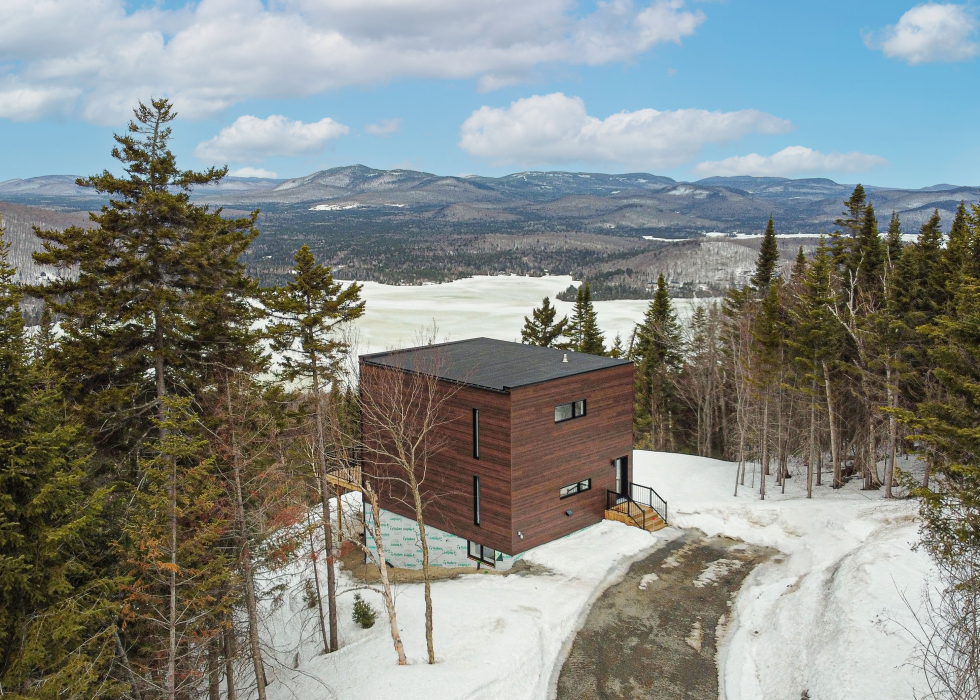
[629,482,668,524]
[606,490,646,530]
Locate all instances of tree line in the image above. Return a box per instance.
[523,185,980,697]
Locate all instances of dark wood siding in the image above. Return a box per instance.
[360,362,513,554]
[509,364,634,554]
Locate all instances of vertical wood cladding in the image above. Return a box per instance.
[360,359,634,557]
[509,364,634,554]
[360,362,513,555]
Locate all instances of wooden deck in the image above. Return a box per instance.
[604,503,667,532]
[324,465,362,493]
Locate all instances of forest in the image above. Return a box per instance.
[1,99,978,700]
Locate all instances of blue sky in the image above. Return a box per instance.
[1,0,977,188]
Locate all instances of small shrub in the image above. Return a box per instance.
[352,593,376,629]
[302,579,318,609]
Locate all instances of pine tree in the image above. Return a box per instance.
[521,297,570,348]
[750,216,780,293]
[570,283,605,355]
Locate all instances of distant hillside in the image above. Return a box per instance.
[1,166,974,299]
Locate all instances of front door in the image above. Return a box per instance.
[614,456,629,497]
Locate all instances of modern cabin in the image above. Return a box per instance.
[357,337,666,570]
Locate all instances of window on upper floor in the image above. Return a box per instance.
[473,408,480,459]
[555,398,586,423]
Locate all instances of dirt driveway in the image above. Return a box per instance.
[556,531,775,700]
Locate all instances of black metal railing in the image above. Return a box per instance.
[606,490,646,530]
[629,482,668,524]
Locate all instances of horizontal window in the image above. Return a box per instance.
[467,541,496,566]
[559,478,592,499]
[554,399,587,423]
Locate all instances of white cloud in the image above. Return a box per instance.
[458,93,792,169]
[228,167,279,178]
[194,115,349,162]
[0,0,706,124]
[365,118,401,136]
[693,146,889,177]
[866,3,978,64]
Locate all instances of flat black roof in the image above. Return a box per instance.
[360,337,632,392]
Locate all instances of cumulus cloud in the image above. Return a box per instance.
[194,115,349,162]
[866,3,978,64]
[228,167,279,178]
[458,93,792,169]
[365,118,401,136]
[0,0,706,124]
[693,146,889,177]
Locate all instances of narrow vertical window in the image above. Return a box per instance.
[473,408,480,459]
[474,475,481,526]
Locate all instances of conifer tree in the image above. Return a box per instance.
[885,211,904,268]
[632,274,682,449]
[121,397,233,700]
[853,203,885,297]
[0,225,118,698]
[750,216,780,293]
[266,244,364,654]
[521,296,570,348]
[752,281,784,498]
[570,283,605,355]
[29,98,262,460]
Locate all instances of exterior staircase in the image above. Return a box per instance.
[604,482,668,532]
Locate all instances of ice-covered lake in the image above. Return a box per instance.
[342,274,711,355]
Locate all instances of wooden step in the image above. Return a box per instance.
[604,507,668,532]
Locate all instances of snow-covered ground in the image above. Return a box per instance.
[260,510,669,700]
[255,451,930,700]
[344,274,709,355]
[633,451,931,700]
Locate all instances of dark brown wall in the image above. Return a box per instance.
[509,363,634,554]
[360,362,514,554]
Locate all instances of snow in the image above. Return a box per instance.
[344,274,707,355]
[632,451,932,700]
[261,511,671,700]
[254,449,930,700]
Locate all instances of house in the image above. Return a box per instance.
[357,337,666,570]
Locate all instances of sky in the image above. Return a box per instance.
[0,0,978,188]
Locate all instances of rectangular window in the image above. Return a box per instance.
[559,478,592,499]
[473,408,480,459]
[467,541,496,566]
[473,475,481,526]
[555,399,587,423]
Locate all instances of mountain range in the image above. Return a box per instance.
[1,166,975,297]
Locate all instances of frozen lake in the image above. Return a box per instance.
[342,274,710,355]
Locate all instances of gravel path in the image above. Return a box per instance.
[556,530,775,700]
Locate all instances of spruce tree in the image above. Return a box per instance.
[521,296,570,348]
[853,203,884,297]
[885,211,904,268]
[29,98,262,459]
[750,215,780,294]
[570,283,605,355]
[266,244,364,654]
[0,226,118,698]
[632,274,682,449]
